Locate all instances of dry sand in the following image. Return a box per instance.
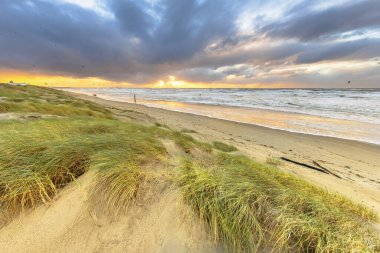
[0,143,221,253]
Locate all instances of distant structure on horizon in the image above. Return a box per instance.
[8,81,29,86]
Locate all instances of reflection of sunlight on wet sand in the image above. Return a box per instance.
[139,99,380,145]
[67,88,380,145]
[154,100,188,108]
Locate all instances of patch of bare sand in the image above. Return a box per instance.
[0,171,96,253]
[0,167,220,253]
[0,113,59,121]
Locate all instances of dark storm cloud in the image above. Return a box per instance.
[110,0,154,41]
[0,0,243,82]
[188,37,380,73]
[178,36,380,84]
[261,0,380,41]
[109,0,241,63]
[177,68,224,83]
[0,0,128,77]
[295,39,380,64]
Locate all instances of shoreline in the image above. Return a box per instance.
[62,89,380,146]
[68,90,380,216]
[138,99,380,147]
[124,97,380,147]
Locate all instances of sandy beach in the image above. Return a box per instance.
[72,92,380,216]
[1,85,379,253]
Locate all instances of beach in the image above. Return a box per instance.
[3,0,380,251]
[71,91,380,215]
[1,84,379,253]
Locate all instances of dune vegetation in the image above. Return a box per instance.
[0,83,379,252]
[213,141,238,152]
[0,84,112,118]
[178,155,379,252]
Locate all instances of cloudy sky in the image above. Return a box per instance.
[0,0,379,88]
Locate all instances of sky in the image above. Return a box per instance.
[0,0,379,88]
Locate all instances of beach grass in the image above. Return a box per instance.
[0,84,112,118]
[0,119,165,224]
[266,156,284,166]
[0,84,167,225]
[0,84,379,252]
[181,128,197,134]
[170,131,212,153]
[90,165,146,217]
[155,122,171,129]
[213,141,238,152]
[178,153,379,252]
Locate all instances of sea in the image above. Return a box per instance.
[64,88,380,145]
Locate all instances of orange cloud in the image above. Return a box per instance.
[0,70,133,88]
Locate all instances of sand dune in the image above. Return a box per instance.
[0,167,220,253]
[1,87,379,252]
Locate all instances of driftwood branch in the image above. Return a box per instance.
[280,157,327,173]
[312,161,342,179]
[280,157,341,179]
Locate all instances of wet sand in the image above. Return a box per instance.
[71,91,380,216]
[72,91,380,146]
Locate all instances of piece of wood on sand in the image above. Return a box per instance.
[281,157,341,179]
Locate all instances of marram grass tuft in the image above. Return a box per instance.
[178,154,380,252]
[0,118,166,226]
[90,165,146,217]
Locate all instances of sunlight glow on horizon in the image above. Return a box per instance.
[0,71,132,88]
[1,59,375,88]
[0,71,289,88]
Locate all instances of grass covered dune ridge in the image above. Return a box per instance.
[0,84,112,118]
[0,84,379,252]
[179,155,378,252]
